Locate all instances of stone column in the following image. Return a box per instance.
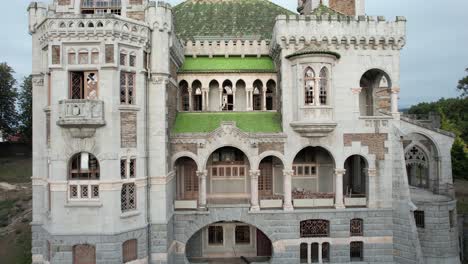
[334,169,345,209]
[351,87,362,118]
[367,168,377,208]
[197,170,207,209]
[314,78,320,106]
[307,243,312,264]
[283,170,294,211]
[188,91,193,111]
[318,243,323,263]
[202,89,209,111]
[262,90,267,111]
[219,88,223,111]
[232,87,236,111]
[250,170,260,211]
[391,87,400,113]
[246,88,253,111]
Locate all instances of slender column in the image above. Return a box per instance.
[283,170,294,211]
[315,78,320,106]
[335,169,346,209]
[232,88,236,111]
[246,88,253,111]
[250,170,260,211]
[351,87,362,118]
[203,89,210,111]
[318,243,323,264]
[188,91,193,111]
[219,88,223,111]
[367,168,377,208]
[197,170,207,209]
[307,243,312,264]
[262,90,266,111]
[391,87,400,113]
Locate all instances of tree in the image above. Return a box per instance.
[0,63,18,139]
[18,75,33,142]
[457,68,468,97]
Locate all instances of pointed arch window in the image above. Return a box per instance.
[405,145,429,188]
[304,67,315,105]
[319,67,329,105]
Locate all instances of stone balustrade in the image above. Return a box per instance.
[57,99,105,128]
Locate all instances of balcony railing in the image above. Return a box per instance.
[57,99,105,128]
[81,0,122,8]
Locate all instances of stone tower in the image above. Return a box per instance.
[329,0,365,16]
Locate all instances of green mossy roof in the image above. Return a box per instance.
[179,56,276,73]
[172,112,282,134]
[173,0,295,41]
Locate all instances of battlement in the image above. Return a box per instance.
[184,39,270,57]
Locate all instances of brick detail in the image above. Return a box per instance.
[344,133,388,160]
[258,142,284,155]
[127,11,145,22]
[329,0,356,16]
[172,143,198,155]
[105,44,114,64]
[58,0,71,5]
[121,112,137,148]
[375,88,391,113]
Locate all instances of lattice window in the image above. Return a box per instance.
[414,211,425,228]
[120,72,135,104]
[70,71,98,99]
[350,242,363,261]
[81,185,89,198]
[129,54,136,67]
[350,218,363,236]
[120,52,127,66]
[122,239,137,263]
[129,159,136,178]
[304,67,315,105]
[70,72,83,99]
[91,185,99,198]
[322,242,330,262]
[121,183,136,212]
[73,244,96,264]
[319,67,328,105]
[70,185,78,198]
[120,159,127,179]
[235,226,250,244]
[208,226,223,245]
[300,219,330,237]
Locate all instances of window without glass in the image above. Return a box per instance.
[235,226,250,244]
[405,146,429,189]
[69,152,100,180]
[208,226,223,245]
[70,71,98,99]
[304,67,315,105]
[350,242,363,261]
[414,211,425,228]
[120,72,135,104]
[122,239,137,263]
[121,183,136,212]
[319,67,328,105]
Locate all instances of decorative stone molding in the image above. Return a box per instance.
[57,99,105,138]
[32,75,45,86]
[391,87,401,94]
[249,170,260,180]
[344,133,389,160]
[367,168,377,177]
[351,87,362,94]
[290,121,337,138]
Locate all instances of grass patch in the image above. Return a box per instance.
[0,223,31,264]
[172,112,282,134]
[0,157,32,183]
[180,56,275,72]
[0,200,17,227]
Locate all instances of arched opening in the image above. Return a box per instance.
[403,133,439,192]
[292,147,335,207]
[343,155,368,198]
[222,80,234,111]
[359,69,392,116]
[319,67,329,105]
[68,152,100,200]
[304,67,315,105]
[266,80,276,110]
[209,80,219,111]
[258,156,284,201]
[235,80,247,111]
[179,80,189,111]
[186,221,272,263]
[206,147,250,204]
[253,80,263,111]
[192,80,203,111]
[175,157,199,201]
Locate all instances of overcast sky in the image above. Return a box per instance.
[3,0,467,107]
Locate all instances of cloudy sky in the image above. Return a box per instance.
[3,0,467,107]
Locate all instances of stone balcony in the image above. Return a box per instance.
[290,106,337,137]
[57,99,105,138]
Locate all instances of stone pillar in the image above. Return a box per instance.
[315,78,320,106]
[318,243,323,264]
[307,243,312,264]
[202,89,209,111]
[283,170,294,211]
[262,90,266,111]
[351,87,362,118]
[367,168,377,208]
[219,88,223,111]
[246,88,253,111]
[188,91,193,111]
[391,87,400,113]
[334,169,345,209]
[232,87,236,111]
[250,170,260,211]
[197,170,207,209]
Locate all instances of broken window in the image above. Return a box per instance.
[70,71,98,99]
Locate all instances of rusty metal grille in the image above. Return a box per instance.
[350,219,363,236]
[70,72,83,99]
[73,244,96,264]
[350,241,363,261]
[120,159,126,179]
[235,226,250,244]
[129,55,136,67]
[120,53,126,66]
[122,239,137,262]
[91,185,99,198]
[300,219,329,238]
[121,183,136,212]
[129,159,136,178]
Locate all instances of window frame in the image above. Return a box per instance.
[120,71,136,105]
[122,239,138,263]
[207,225,224,246]
[350,241,364,262]
[121,183,137,213]
[414,210,425,228]
[300,219,330,238]
[235,225,251,245]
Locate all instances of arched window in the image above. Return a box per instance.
[192,80,203,111]
[253,80,263,111]
[319,67,328,105]
[304,67,315,105]
[68,49,76,65]
[405,145,429,188]
[121,183,136,212]
[91,49,99,64]
[122,239,137,263]
[300,219,330,237]
[350,218,363,236]
[266,80,276,110]
[68,152,100,200]
[78,49,89,64]
[179,81,189,111]
[222,80,234,111]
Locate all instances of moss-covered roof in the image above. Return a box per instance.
[173,0,295,41]
[172,112,282,134]
[179,56,276,73]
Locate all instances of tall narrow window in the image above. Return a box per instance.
[414,210,425,228]
[68,49,76,65]
[78,50,89,64]
[120,52,127,66]
[304,67,315,105]
[180,83,189,111]
[129,53,136,67]
[52,45,61,65]
[300,243,308,263]
[91,49,99,64]
[322,242,330,262]
[319,67,328,105]
[449,210,455,228]
[122,239,138,263]
[105,44,114,63]
[350,242,363,261]
[120,72,135,104]
[208,226,223,245]
[405,146,429,189]
[121,183,136,212]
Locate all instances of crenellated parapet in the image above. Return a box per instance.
[184,39,270,57]
[272,14,406,52]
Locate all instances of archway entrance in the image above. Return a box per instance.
[186,221,272,263]
[359,69,392,116]
[175,157,198,201]
[343,155,368,198]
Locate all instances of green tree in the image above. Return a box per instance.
[18,75,32,142]
[0,63,18,139]
[457,68,468,97]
